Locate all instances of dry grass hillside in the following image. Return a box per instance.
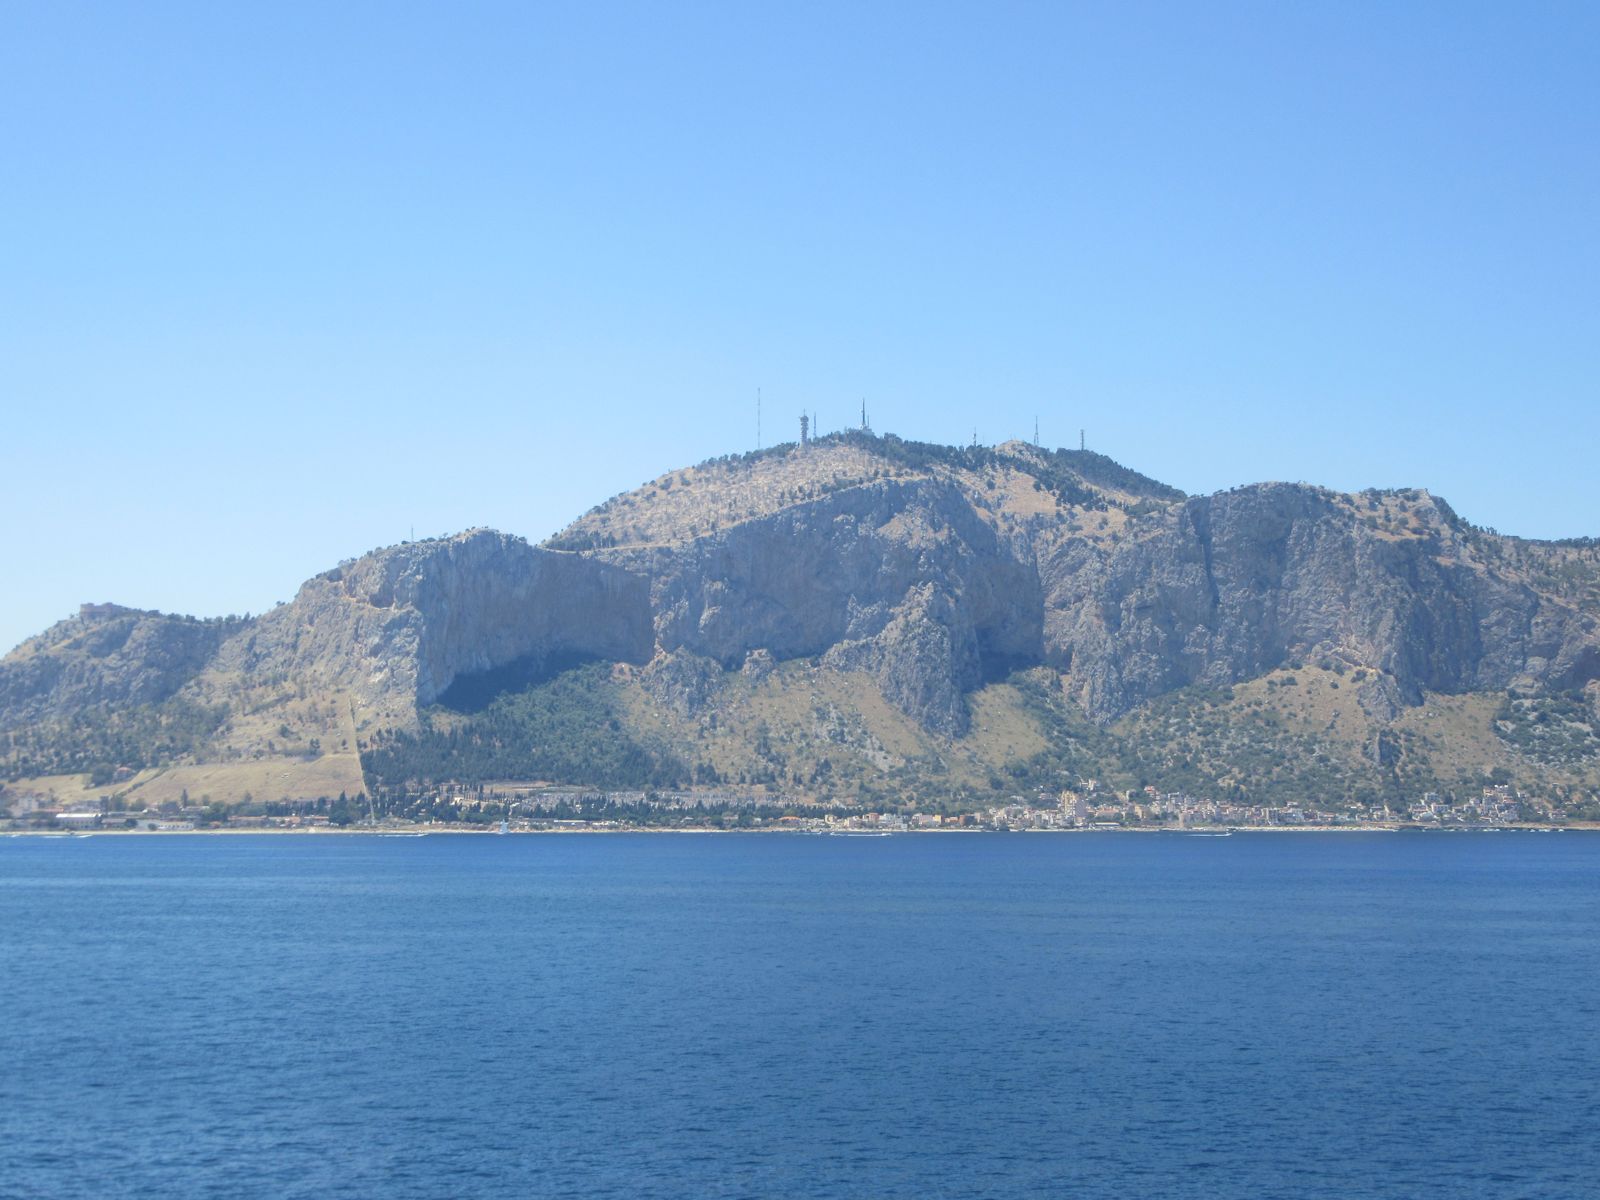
[548,431,1184,553]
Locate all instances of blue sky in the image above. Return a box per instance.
[3,1,1597,652]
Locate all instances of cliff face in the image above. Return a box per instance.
[1040,484,1600,721]
[196,530,653,723]
[0,532,652,738]
[551,438,1598,732]
[603,477,1042,734]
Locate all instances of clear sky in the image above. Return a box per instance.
[3,1,1597,653]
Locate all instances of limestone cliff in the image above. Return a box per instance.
[193,529,652,725]
[596,476,1043,734]
[5,434,1599,800]
[552,434,1598,732]
[1040,484,1600,720]
[553,434,1176,732]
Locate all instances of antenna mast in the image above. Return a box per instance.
[1080,428,1085,452]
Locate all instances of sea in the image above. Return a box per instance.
[3,831,1598,1199]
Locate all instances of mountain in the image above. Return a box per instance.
[5,431,1599,814]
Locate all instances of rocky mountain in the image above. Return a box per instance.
[4,431,1599,809]
[1041,482,1600,720]
[0,605,248,724]
[195,531,651,724]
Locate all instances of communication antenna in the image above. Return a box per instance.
[1080,428,1086,452]
[1034,415,1039,446]
[800,412,810,446]
[861,398,869,432]
[972,427,978,449]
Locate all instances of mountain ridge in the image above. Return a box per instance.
[5,433,1599,813]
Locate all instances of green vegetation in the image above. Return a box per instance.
[1110,685,1406,808]
[361,655,1600,815]
[361,662,690,791]
[994,669,1482,810]
[1493,691,1600,765]
[0,698,228,782]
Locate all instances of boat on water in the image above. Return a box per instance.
[831,831,892,837]
[497,819,510,835]
[378,832,427,838]
[1187,830,1233,837]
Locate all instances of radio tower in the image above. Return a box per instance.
[861,399,870,433]
[1080,428,1086,452]
[800,412,810,447]
[1034,415,1039,446]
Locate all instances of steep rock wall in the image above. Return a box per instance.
[200,530,652,722]
[1042,484,1600,720]
[604,478,1044,734]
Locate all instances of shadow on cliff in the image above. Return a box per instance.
[434,651,608,714]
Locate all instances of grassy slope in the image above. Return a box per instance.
[4,672,370,808]
[34,660,1587,809]
[618,661,1600,809]
[549,432,1183,555]
[5,755,366,810]
[1097,667,1600,805]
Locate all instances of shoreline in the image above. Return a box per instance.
[7,823,1597,837]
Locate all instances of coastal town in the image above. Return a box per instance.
[5,778,1587,834]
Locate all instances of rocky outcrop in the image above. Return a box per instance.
[640,649,723,717]
[822,583,979,736]
[198,530,652,722]
[1040,484,1600,720]
[601,477,1044,734]
[0,605,245,725]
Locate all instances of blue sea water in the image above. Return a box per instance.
[3,831,1598,1199]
